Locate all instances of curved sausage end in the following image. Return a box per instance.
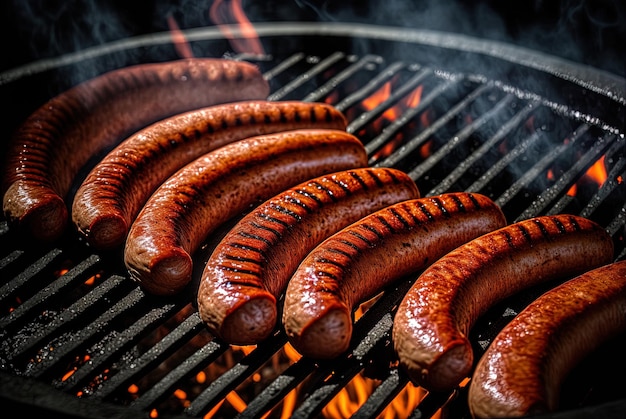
[423,339,474,392]
[3,181,67,242]
[220,296,278,345]
[127,248,193,296]
[83,212,127,250]
[289,306,352,359]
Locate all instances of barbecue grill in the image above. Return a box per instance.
[1,5,626,419]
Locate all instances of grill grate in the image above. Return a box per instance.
[1,41,625,419]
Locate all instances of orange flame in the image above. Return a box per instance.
[209,0,265,55]
[585,155,608,185]
[166,14,195,58]
[369,85,425,161]
[363,82,392,113]
[567,155,608,196]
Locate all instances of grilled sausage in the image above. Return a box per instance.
[282,192,507,359]
[72,101,347,250]
[392,214,615,393]
[2,58,269,243]
[468,260,626,418]
[124,129,367,296]
[198,167,420,345]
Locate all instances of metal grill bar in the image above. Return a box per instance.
[186,333,287,416]
[267,51,346,101]
[5,272,123,362]
[334,61,408,112]
[376,81,491,168]
[547,141,625,216]
[409,93,517,181]
[580,156,626,219]
[0,255,100,331]
[0,249,64,307]
[131,336,229,411]
[261,52,306,81]
[347,68,432,136]
[428,100,538,196]
[517,132,618,221]
[496,125,590,214]
[94,310,206,400]
[24,280,141,378]
[303,54,383,103]
[350,368,407,419]
[59,299,181,392]
[365,76,460,160]
[466,128,550,193]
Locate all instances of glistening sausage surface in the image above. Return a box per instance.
[197,167,420,345]
[282,192,507,359]
[72,101,347,250]
[2,58,269,243]
[392,214,615,393]
[468,260,626,419]
[124,129,368,296]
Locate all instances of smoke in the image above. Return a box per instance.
[290,0,625,77]
[4,1,127,70]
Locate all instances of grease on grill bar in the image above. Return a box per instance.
[1,49,625,419]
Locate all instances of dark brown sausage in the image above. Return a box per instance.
[72,101,347,250]
[197,167,420,345]
[124,129,368,296]
[2,58,269,243]
[282,192,507,359]
[392,214,615,393]
[468,260,626,418]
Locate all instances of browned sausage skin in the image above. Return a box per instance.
[392,214,615,393]
[468,260,626,419]
[124,129,367,296]
[282,192,507,359]
[197,167,420,345]
[2,58,269,243]
[72,101,347,250]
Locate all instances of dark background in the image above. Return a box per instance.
[0,0,624,77]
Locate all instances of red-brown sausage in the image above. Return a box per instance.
[392,214,615,393]
[197,167,420,345]
[2,58,269,243]
[282,192,507,359]
[468,260,626,418]
[72,101,347,250]
[124,129,368,296]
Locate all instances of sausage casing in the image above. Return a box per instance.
[2,58,269,242]
[282,192,507,359]
[198,167,420,345]
[124,129,368,296]
[392,214,615,393]
[72,101,347,250]
[468,260,626,418]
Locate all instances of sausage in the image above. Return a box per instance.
[467,260,626,418]
[72,101,347,250]
[282,192,507,359]
[1,58,269,243]
[197,167,421,345]
[124,129,368,296]
[392,214,615,393]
